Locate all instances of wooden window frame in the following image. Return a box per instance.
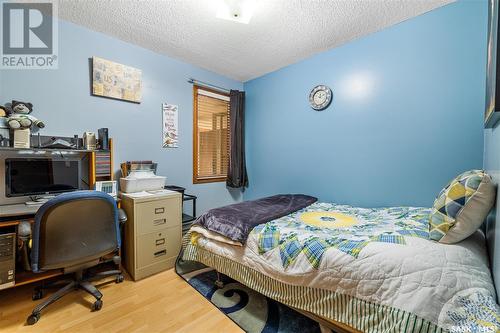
[193,85,230,184]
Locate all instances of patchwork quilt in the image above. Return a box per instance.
[253,203,430,269]
[184,202,500,332]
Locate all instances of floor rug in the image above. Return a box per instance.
[176,259,326,333]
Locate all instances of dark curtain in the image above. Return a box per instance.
[227,90,248,188]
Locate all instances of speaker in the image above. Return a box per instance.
[83,132,96,150]
[98,128,109,150]
[13,129,30,148]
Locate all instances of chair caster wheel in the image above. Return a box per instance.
[116,274,124,283]
[32,289,43,300]
[27,313,40,325]
[91,299,103,311]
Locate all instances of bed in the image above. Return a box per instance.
[179,198,500,333]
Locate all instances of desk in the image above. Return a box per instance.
[0,207,62,289]
[0,199,121,218]
[0,139,117,291]
[0,203,41,218]
[0,198,122,290]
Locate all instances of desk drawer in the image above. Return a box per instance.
[135,198,180,235]
[136,227,181,269]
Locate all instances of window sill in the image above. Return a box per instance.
[193,177,227,184]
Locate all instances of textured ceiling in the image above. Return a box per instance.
[59,0,455,82]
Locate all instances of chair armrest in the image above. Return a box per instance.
[118,208,128,225]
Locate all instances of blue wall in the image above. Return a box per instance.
[0,20,243,213]
[243,0,488,207]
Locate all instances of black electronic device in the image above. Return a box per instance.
[0,232,16,290]
[33,135,84,150]
[98,128,109,150]
[5,158,81,197]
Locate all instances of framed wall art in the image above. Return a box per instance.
[92,56,142,103]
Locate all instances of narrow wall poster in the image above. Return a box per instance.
[162,103,179,148]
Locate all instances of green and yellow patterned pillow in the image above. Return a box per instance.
[429,170,496,244]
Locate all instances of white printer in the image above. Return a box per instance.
[119,161,166,193]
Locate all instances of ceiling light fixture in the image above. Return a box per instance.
[216,0,255,24]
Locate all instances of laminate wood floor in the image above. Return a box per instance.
[0,269,243,333]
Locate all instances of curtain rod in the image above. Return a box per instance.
[187,78,230,93]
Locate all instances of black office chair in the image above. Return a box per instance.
[27,190,125,325]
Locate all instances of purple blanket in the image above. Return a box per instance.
[194,194,317,243]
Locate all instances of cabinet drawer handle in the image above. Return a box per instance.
[155,238,165,246]
[153,218,166,226]
[155,207,165,214]
[154,250,166,257]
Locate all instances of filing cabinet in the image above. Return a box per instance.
[121,190,182,281]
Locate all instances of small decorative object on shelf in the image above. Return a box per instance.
[73,135,80,149]
[98,128,109,150]
[0,107,10,147]
[83,132,97,150]
[2,100,45,148]
[13,129,30,148]
[4,100,45,132]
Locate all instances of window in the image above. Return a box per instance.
[193,85,230,183]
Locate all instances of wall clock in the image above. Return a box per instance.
[309,85,332,111]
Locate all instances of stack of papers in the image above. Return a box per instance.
[123,189,175,198]
[124,191,152,198]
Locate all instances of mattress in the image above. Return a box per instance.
[181,202,500,333]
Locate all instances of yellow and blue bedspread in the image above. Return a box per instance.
[252,202,431,268]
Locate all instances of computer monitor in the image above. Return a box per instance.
[5,158,81,197]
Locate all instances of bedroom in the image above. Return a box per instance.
[0,0,498,332]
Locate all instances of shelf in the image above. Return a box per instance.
[0,218,34,226]
[14,269,64,287]
[182,211,195,236]
[182,224,192,235]
[182,213,196,223]
[183,194,197,202]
